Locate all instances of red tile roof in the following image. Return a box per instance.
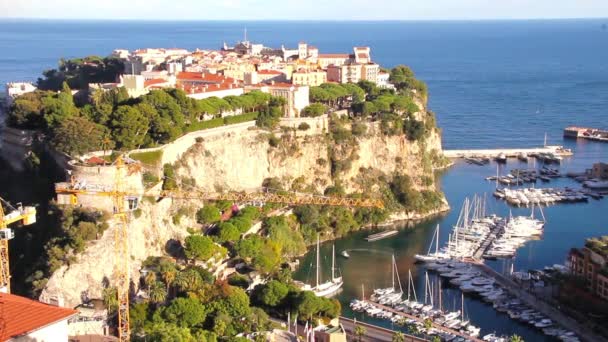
[0,293,77,340]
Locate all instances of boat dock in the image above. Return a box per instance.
[471,263,608,342]
[443,145,572,159]
[564,126,608,142]
[362,300,484,342]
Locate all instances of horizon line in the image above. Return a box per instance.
[1,16,608,22]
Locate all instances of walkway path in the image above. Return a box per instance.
[443,146,568,158]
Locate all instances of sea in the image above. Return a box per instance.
[1,19,608,340]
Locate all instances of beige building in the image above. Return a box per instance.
[318,54,351,69]
[292,70,327,87]
[245,83,309,118]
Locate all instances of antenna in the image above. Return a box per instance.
[244,27,248,42]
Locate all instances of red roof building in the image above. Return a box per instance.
[0,293,77,341]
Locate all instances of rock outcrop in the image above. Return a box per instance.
[40,99,447,308]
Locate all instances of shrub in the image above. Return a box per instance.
[297,122,310,131]
[268,135,280,147]
[351,122,367,136]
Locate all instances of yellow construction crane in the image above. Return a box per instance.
[0,197,37,293]
[55,156,383,341]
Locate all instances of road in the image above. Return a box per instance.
[339,317,425,342]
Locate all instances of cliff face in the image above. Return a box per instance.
[40,100,446,308]
[174,118,443,195]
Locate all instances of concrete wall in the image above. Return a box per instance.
[14,319,70,342]
[279,115,328,136]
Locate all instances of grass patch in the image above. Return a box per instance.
[185,112,259,133]
[129,150,163,166]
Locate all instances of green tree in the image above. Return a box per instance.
[129,302,149,334]
[110,105,149,149]
[50,116,110,156]
[257,280,288,307]
[144,321,194,341]
[392,331,405,342]
[42,84,78,128]
[7,91,45,128]
[196,206,221,224]
[163,297,207,328]
[509,335,524,342]
[354,325,366,342]
[217,222,240,243]
[184,235,220,262]
[301,103,327,117]
[102,287,118,313]
[174,268,203,293]
[423,318,433,332]
[149,281,167,304]
[234,235,264,261]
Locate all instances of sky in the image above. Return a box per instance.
[1,0,608,21]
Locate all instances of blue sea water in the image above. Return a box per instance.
[1,19,608,340]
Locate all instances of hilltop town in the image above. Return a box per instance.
[6,38,393,119]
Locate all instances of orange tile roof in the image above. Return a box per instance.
[318,54,349,58]
[144,78,168,88]
[0,293,77,340]
[176,72,236,84]
[257,69,282,75]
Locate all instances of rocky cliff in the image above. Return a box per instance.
[40,98,447,308]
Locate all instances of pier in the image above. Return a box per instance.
[443,145,571,159]
[471,263,608,342]
[564,126,608,142]
[361,300,484,342]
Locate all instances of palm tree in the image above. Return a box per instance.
[408,323,420,336]
[354,325,366,342]
[392,331,405,342]
[509,335,524,342]
[423,318,433,333]
[144,271,157,291]
[102,287,118,313]
[431,336,441,342]
[161,268,176,294]
[149,281,167,305]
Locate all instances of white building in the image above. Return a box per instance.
[0,292,77,341]
[5,82,37,106]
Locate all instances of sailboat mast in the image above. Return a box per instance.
[316,236,320,288]
[436,224,439,255]
[391,255,395,291]
[395,257,404,294]
[424,271,428,304]
[332,244,335,280]
[407,270,411,301]
[461,292,464,319]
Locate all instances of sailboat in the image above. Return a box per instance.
[311,237,343,297]
[371,254,403,305]
[414,224,449,262]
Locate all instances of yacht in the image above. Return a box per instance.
[303,237,343,297]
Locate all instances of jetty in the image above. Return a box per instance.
[443,145,572,159]
[564,126,608,142]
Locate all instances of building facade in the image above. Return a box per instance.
[292,70,327,87]
[569,240,608,300]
